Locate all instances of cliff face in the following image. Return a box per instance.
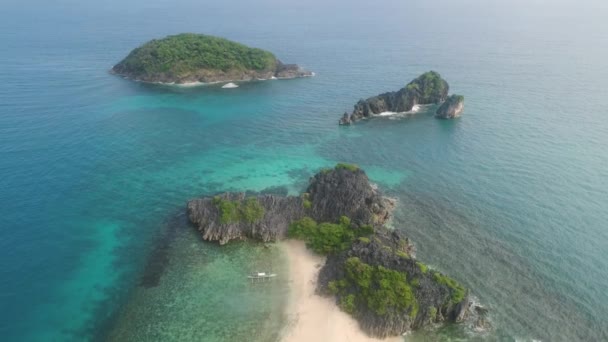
[436,94,465,119]
[187,165,392,244]
[306,166,394,227]
[317,228,474,337]
[187,193,304,244]
[340,71,449,125]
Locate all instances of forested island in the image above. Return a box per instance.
[339,71,464,124]
[111,33,312,84]
[187,165,488,337]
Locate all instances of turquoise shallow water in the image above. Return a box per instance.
[1,0,608,341]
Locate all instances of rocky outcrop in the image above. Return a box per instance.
[317,228,471,337]
[187,193,304,244]
[435,94,464,119]
[306,166,394,227]
[340,112,352,125]
[274,61,313,79]
[111,63,312,85]
[187,164,392,244]
[186,165,482,337]
[339,71,451,125]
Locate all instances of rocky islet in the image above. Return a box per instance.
[187,165,486,337]
[339,71,464,124]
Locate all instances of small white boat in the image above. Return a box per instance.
[222,82,239,89]
[247,272,277,282]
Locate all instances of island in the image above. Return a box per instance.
[187,164,488,338]
[110,33,313,85]
[339,71,464,124]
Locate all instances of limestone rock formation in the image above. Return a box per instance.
[186,164,481,337]
[274,61,313,79]
[435,94,464,119]
[187,193,304,244]
[339,71,449,125]
[187,164,392,244]
[317,228,471,337]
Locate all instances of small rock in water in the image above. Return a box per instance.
[222,82,239,89]
[339,112,352,125]
[435,94,464,119]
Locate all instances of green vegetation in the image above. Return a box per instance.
[328,281,339,295]
[396,250,410,259]
[416,261,428,274]
[335,163,360,172]
[410,277,420,287]
[287,216,317,238]
[241,197,265,223]
[212,196,265,224]
[301,193,312,209]
[452,94,465,102]
[406,71,448,102]
[326,253,465,321]
[317,163,359,176]
[327,279,348,295]
[288,216,373,254]
[302,199,312,209]
[212,197,240,224]
[358,237,371,244]
[432,271,466,304]
[443,94,464,105]
[115,33,277,77]
[332,257,418,317]
[406,83,419,92]
[340,294,357,314]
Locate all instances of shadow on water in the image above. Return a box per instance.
[139,212,192,288]
[95,210,194,342]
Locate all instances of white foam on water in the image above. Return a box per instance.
[172,81,206,87]
[377,111,400,116]
[377,104,424,117]
[222,82,239,89]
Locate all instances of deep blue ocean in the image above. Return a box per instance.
[1,0,607,341]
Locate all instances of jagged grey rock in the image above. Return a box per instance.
[316,228,471,337]
[339,71,450,125]
[187,166,392,244]
[435,94,465,119]
[186,166,481,337]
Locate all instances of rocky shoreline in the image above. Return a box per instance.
[339,71,464,125]
[187,164,488,337]
[111,60,313,85]
[188,165,393,244]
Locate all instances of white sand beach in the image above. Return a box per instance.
[280,240,401,342]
